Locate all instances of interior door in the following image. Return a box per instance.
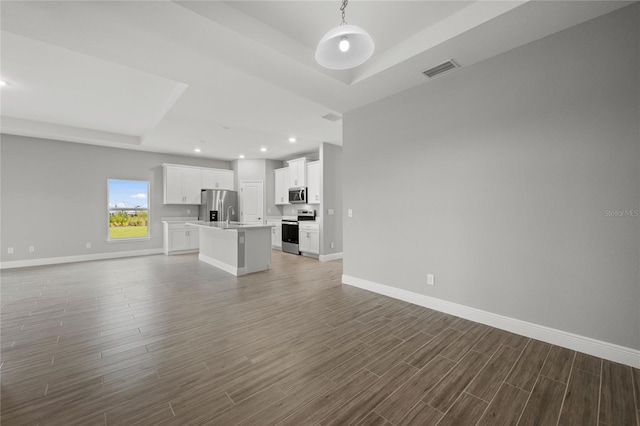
[240,180,264,224]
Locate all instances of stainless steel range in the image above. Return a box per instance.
[281,209,315,255]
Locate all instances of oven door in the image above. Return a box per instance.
[281,221,299,254]
[288,188,306,204]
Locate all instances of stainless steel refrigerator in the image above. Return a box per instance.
[199,189,239,222]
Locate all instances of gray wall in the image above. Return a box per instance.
[0,135,230,262]
[343,5,640,350]
[320,143,343,255]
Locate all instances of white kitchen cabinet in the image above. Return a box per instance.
[163,222,199,255]
[307,161,320,204]
[266,219,282,249]
[299,223,319,255]
[288,158,307,188]
[274,167,290,205]
[201,169,234,191]
[164,165,202,204]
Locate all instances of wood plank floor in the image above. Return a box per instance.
[1,251,638,425]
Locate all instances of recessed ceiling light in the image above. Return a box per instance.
[260,147,267,152]
[239,154,245,159]
[289,137,297,143]
[194,148,201,153]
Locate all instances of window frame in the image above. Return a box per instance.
[107,179,151,243]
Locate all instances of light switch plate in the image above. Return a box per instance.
[328,209,334,215]
[348,209,353,218]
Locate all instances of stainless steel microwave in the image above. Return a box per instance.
[288,187,307,204]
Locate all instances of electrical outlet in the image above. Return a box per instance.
[427,274,435,286]
[348,209,353,218]
[187,209,191,214]
[86,242,91,249]
[28,246,35,253]
[330,242,335,249]
[328,209,334,215]
[7,247,14,254]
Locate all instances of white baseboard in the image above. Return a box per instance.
[319,252,343,262]
[0,248,164,270]
[199,254,245,276]
[342,274,640,369]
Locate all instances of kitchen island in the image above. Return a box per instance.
[186,222,273,276]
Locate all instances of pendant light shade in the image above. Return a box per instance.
[315,0,374,70]
[315,25,375,70]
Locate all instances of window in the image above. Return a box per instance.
[108,179,150,240]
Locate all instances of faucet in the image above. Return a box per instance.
[226,206,235,225]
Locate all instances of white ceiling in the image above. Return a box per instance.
[0,1,632,161]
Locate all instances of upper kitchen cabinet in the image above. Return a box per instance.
[307,161,320,204]
[202,169,234,191]
[274,167,290,205]
[288,157,306,188]
[164,165,202,204]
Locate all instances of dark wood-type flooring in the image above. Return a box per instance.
[1,251,638,425]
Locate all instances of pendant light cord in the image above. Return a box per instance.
[340,0,348,25]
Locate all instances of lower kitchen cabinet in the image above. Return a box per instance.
[163,222,200,255]
[267,219,282,249]
[299,223,319,255]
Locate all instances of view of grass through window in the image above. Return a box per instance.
[108,179,149,239]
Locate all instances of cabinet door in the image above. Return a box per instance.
[202,169,234,191]
[169,229,189,251]
[307,162,320,204]
[274,226,282,248]
[275,168,290,205]
[298,229,310,252]
[187,229,199,250]
[275,169,284,204]
[219,170,234,190]
[289,162,299,187]
[283,168,290,200]
[183,168,202,204]
[164,166,185,204]
[309,231,319,254]
[288,159,306,187]
[268,221,282,248]
[201,169,221,189]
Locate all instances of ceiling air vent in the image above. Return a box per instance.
[322,113,342,122]
[422,60,458,79]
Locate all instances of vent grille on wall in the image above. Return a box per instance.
[422,60,458,78]
[322,113,342,122]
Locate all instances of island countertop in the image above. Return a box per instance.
[186,221,274,230]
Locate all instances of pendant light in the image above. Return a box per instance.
[315,0,375,70]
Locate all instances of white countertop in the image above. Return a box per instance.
[186,221,273,230]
